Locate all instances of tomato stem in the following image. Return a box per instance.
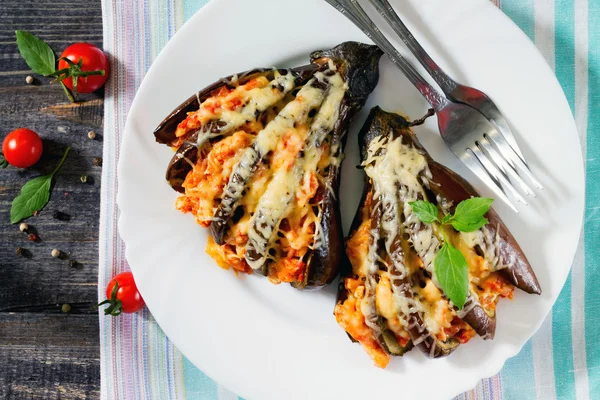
[53,57,105,96]
[60,81,76,103]
[97,280,124,317]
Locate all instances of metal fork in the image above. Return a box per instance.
[325,0,537,212]
[366,0,543,193]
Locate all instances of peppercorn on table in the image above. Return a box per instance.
[98,0,599,399]
[0,0,103,398]
[1,0,599,399]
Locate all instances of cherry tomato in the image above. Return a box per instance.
[58,43,109,93]
[100,272,145,315]
[2,128,43,168]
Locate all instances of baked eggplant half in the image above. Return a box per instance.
[154,42,383,288]
[335,107,541,368]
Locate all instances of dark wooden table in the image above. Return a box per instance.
[0,0,103,398]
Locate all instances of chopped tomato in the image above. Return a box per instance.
[206,236,252,274]
[176,131,252,227]
[244,78,262,90]
[442,316,476,344]
[335,293,389,368]
[225,97,243,111]
[268,257,305,283]
[297,172,319,207]
[479,272,515,310]
[213,86,234,98]
[203,101,221,115]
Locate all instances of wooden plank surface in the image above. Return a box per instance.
[0,0,103,398]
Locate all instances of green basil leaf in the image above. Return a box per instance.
[10,147,71,224]
[408,200,439,224]
[449,197,494,232]
[434,242,469,309]
[10,175,52,223]
[15,30,56,76]
[450,216,489,233]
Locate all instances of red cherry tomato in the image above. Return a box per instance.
[101,272,145,315]
[58,43,109,93]
[2,128,43,168]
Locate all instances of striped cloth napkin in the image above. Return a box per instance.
[99,0,596,398]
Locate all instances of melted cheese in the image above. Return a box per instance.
[203,72,297,146]
[244,69,347,270]
[175,71,297,146]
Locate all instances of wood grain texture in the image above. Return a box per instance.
[0,313,100,399]
[0,0,103,398]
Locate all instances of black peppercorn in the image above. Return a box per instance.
[52,210,71,221]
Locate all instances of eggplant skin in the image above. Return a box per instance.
[311,42,384,112]
[357,108,498,341]
[166,140,198,193]
[154,68,272,146]
[357,107,538,343]
[362,107,541,296]
[428,162,542,295]
[293,42,383,289]
[160,65,321,193]
[337,107,541,362]
[461,296,496,340]
[161,42,383,289]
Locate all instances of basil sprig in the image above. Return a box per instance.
[409,197,493,309]
[10,147,71,224]
[15,30,105,102]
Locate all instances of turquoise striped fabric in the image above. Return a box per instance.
[99,0,595,398]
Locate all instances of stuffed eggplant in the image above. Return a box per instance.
[335,107,541,367]
[154,42,383,288]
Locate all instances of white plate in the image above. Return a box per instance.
[117,0,584,398]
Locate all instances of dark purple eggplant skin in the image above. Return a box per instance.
[350,107,500,348]
[461,297,497,340]
[154,68,269,146]
[166,140,198,193]
[427,161,542,295]
[367,106,541,295]
[203,42,382,288]
[161,42,382,289]
[355,107,541,341]
[352,107,459,358]
[161,65,321,193]
[361,107,541,296]
[292,42,383,289]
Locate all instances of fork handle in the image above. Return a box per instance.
[368,0,458,95]
[326,0,447,110]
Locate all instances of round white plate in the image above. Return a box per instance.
[118,0,584,398]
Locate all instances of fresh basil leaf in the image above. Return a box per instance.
[434,242,469,309]
[449,197,494,232]
[408,200,439,224]
[10,175,52,223]
[450,216,489,233]
[15,30,56,76]
[10,147,71,224]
